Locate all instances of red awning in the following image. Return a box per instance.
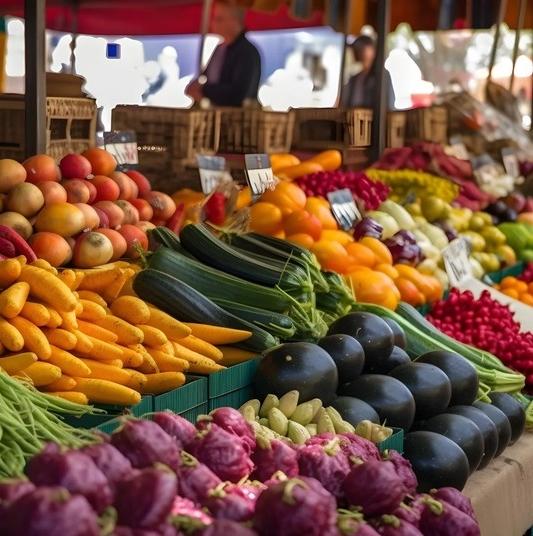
[0,1,325,35]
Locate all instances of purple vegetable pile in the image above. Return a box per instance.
[0,409,480,536]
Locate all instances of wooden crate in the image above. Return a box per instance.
[292,107,373,151]
[387,111,407,148]
[405,105,448,144]
[0,95,96,160]
[217,108,294,154]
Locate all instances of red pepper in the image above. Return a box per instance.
[165,203,186,234]
[204,192,226,226]
[0,225,37,262]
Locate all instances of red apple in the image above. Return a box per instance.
[59,153,92,180]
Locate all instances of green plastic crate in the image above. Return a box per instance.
[153,376,207,413]
[378,428,404,454]
[208,385,255,411]
[179,403,209,423]
[207,358,260,398]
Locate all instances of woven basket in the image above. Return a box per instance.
[405,105,448,144]
[0,95,96,161]
[292,107,373,151]
[387,111,407,148]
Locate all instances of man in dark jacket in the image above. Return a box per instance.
[186,0,261,107]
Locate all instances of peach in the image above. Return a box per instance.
[23,155,60,183]
[37,181,68,205]
[29,232,72,267]
[59,153,92,179]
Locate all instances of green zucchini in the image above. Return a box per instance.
[212,298,296,339]
[149,226,183,251]
[180,224,312,292]
[148,247,291,313]
[133,269,278,352]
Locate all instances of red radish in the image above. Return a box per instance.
[74,203,100,230]
[83,179,97,203]
[62,179,91,204]
[130,198,154,221]
[92,175,120,202]
[118,224,148,258]
[115,200,139,225]
[93,201,124,229]
[126,169,151,196]
[96,228,128,261]
[73,231,114,268]
[59,153,92,179]
[93,207,110,228]
[37,182,68,205]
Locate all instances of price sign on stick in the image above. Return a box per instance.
[443,238,472,287]
[501,148,520,179]
[327,189,361,230]
[103,131,138,170]
[196,155,227,194]
[244,154,277,197]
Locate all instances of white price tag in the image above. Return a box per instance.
[501,148,520,178]
[245,154,277,197]
[448,135,469,160]
[196,155,226,194]
[327,189,361,230]
[442,238,472,287]
[103,131,138,169]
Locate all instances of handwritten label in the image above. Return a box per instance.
[442,237,472,287]
[501,148,520,178]
[196,155,226,194]
[327,189,361,230]
[244,154,276,197]
[103,130,138,169]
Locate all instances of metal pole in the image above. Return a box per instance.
[198,0,213,74]
[25,0,47,156]
[337,0,354,106]
[509,0,525,91]
[370,0,390,161]
[487,0,507,80]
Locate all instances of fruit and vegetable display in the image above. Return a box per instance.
[0,150,180,268]
[0,409,482,536]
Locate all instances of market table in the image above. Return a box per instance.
[463,433,533,536]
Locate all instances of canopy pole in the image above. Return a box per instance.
[370,0,390,162]
[509,0,525,92]
[198,0,213,74]
[25,0,47,156]
[337,0,354,106]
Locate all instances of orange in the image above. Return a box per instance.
[311,239,351,273]
[375,263,399,280]
[260,181,306,216]
[283,210,322,241]
[500,276,518,289]
[305,197,338,230]
[502,288,519,299]
[513,280,528,294]
[345,243,377,268]
[528,282,533,294]
[272,229,286,239]
[249,202,283,235]
[395,277,426,306]
[82,147,117,176]
[286,233,315,249]
[519,293,533,306]
[359,236,393,265]
[321,229,353,245]
[236,187,252,210]
[308,150,342,171]
[345,270,399,310]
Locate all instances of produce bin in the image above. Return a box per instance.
[377,428,404,454]
[217,108,294,154]
[153,375,208,414]
[208,385,255,411]
[207,358,260,398]
[487,261,525,284]
[292,107,372,151]
[405,105,448,145]
[0,95,97,161]
[387,111,407,148]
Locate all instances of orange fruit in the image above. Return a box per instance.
[249,202,283,235]
[359,236,393,265]
[375,263,399,280]
[321,229,353,245]
[311,239,351,273]
[305,197,338,230]
[344,270,399,310]
[528,282,533,294]
[500,276,518,289]
[283,210,322,241]
[519,293,533,306]
[513,280,528,294]
[286,233,315,249]
[502,288,519,299]
[345,243,377,268]
[395,277,425,306]
[82,147,117,176]
[260,181,306,216]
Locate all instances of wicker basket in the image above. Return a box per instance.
[405,105,448,144]
[387,111,407,148]
[0,95,96,161]
[112,105,220,178]
[292,107,373,151]
[217,108,294,154]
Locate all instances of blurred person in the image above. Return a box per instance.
[186,0,261,106]
[341,34,394,109]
